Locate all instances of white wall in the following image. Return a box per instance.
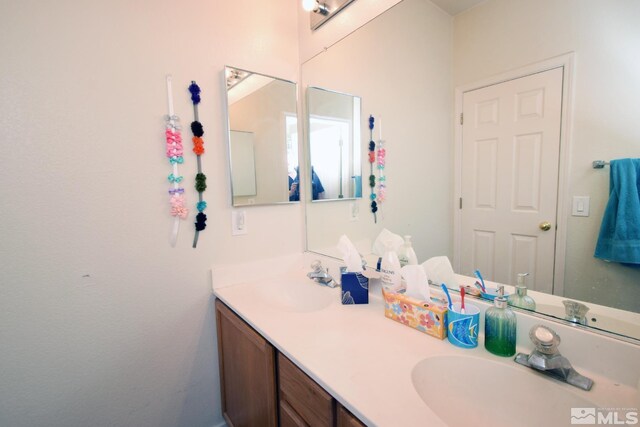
[0,1,300,426]
[453,0,640,311]
[303,0,453,262]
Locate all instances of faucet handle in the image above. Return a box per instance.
[563,300,589,325]
[529,325,561,354]
[310,260,324,272]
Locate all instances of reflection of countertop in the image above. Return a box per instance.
[349,250,640,341]
[451,274,640,341]
[212,253,640,427]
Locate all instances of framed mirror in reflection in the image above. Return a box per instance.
[306,87,362,201]
[301,0,640,341]
[224,66,299,207]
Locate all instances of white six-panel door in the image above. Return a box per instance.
[460,67,563,293]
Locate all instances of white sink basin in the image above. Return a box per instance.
[254,278,336,313]
[412,355,603,427]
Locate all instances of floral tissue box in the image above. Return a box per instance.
[382,287,448,339]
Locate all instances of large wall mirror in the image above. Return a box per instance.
[302,0,640,341]
[306,87,362,201]
[224,66,299,206]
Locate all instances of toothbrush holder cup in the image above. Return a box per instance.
[447,302,480,349]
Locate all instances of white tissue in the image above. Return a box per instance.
[372,228,404,256]
[401,265,431,301]
[337,235,363,273]
[422,256,457,289]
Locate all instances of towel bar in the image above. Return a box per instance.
[592,160,610,169]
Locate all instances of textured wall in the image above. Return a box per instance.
[0,1,300,426]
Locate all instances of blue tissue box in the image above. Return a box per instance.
[341,271,369,304]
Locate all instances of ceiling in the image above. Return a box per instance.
[428,0,486,15]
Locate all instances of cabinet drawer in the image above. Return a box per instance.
[278,354,334,426]
[280,399,308,427]
[337,403,365,427]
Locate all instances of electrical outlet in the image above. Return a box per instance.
[231,210,247,235]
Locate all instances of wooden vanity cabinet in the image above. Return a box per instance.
[215,299,366,427]
[278,353,335,426]
[215,300,277,427]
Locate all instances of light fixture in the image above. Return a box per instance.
[302,0,329,15]
[225,67,250,90]
[302,0,356,30]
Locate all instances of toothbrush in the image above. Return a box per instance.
[474,281,484,292]
[441,283,453,310]
[460,286,466,314]
[474,270,486,292]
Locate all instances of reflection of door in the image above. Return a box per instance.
[309,116,352,199]
[460,68,563,293]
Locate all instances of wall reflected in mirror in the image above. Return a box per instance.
[306,87,362,201]
[301,0,640,341]
[229,131,257,197]
[224,66,299,206]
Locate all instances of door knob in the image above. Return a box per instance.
[539,221,552,231]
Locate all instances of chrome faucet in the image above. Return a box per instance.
[563,300,590,325]
[514,325,593,391]
[307,260,338,288]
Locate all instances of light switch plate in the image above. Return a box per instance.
[572,196,590,217]
[231,210,247,235]
[349,202,359,221]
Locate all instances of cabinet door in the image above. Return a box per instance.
[278,353,334,426]
[215,300,277,427]
[337,403,365,427]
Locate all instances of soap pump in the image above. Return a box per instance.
[398,235,418,267]
[508,273,536,310]
[484,285,517,357]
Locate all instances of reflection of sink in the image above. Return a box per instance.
[411,355,595,427]
[254,279,336,313]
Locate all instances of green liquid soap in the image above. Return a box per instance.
[484,327,516,357]
[484,286,517,357]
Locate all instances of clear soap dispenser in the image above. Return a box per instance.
[508,273,536,310]
[398,235,418,267]
[484,286,517,357]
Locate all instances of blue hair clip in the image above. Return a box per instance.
[188,82,201,104]
[168,173,183,183]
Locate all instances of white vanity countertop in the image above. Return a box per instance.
[211,254,640,427]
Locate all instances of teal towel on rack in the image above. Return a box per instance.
[594,158,640,265]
